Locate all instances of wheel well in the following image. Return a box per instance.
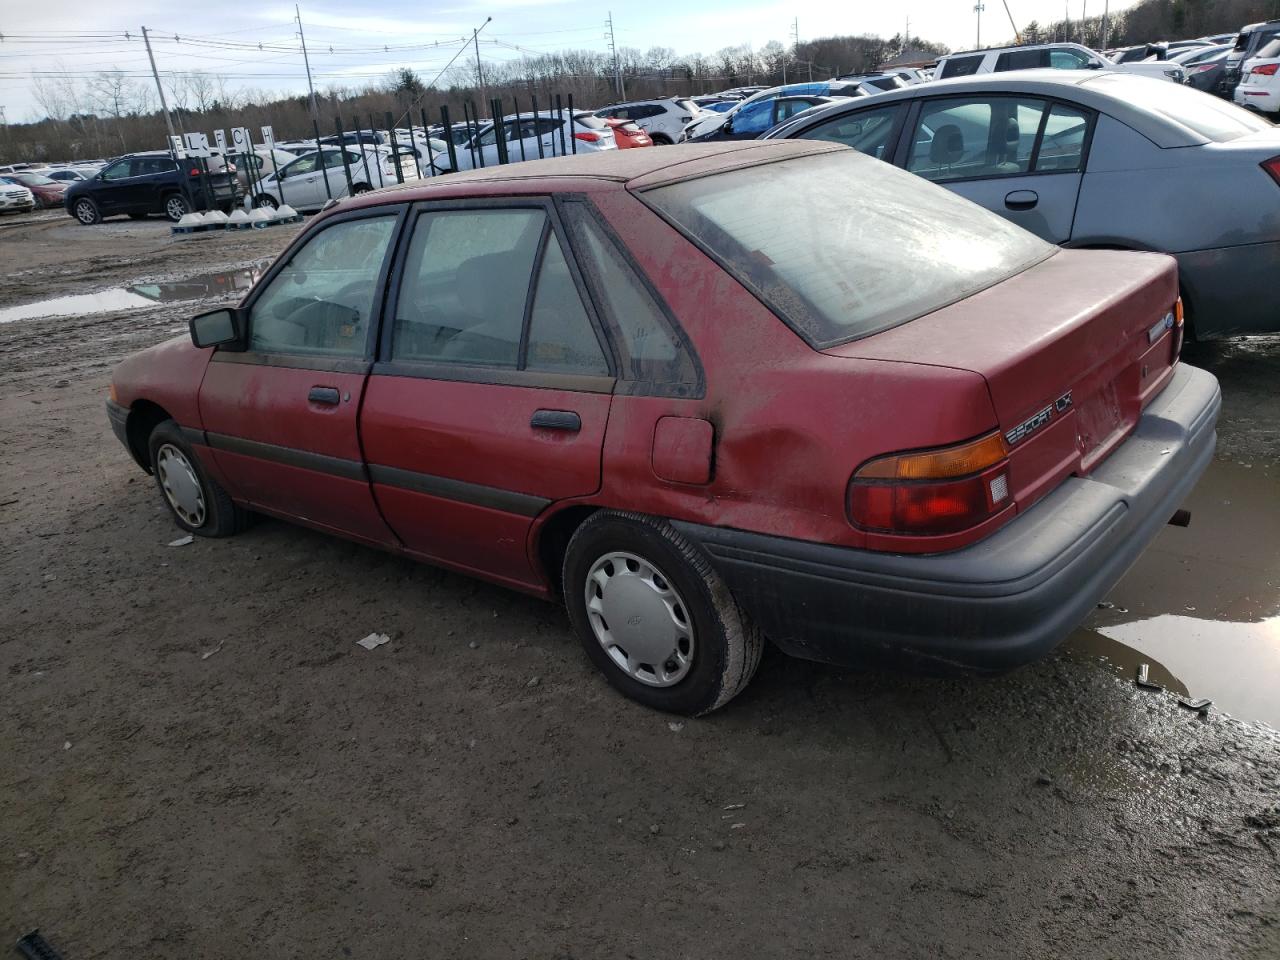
[125,400,173,473]
[650,133,673,144]
[536,505,599,596]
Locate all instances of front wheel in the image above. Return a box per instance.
[352,183,373,195]
[148,420,249,538]
[253,193,278,210]
[72,196,101,225]
[162,193,190,222]
[563,511,763,715]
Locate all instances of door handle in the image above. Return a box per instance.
[531,409,581,432]
[308,386,341,405]
[1005,190,1039,211]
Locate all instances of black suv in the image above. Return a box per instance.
[63,151,242,225]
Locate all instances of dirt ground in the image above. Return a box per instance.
[2,213,1278,959]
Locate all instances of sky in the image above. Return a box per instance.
[0,0,1144,122]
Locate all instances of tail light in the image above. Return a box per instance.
[188,167,201,176]
[1190,62,1217,73]
[848,431,1012,536]
[1252,62,1279,75]
[574,131,602,143]
[1262,155,1280,187]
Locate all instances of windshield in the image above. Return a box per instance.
[1088,73,1270,140]
[643,149,1053,347]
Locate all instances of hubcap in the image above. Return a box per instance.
[585,552,694,687]
[155,443,206,527]
[76,200,94,223]
[166,197,186,220]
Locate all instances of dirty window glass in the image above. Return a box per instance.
[800,104,903,161]
[525,234,610,375]
[908,97,1046,182]
[391,208,544,367]
[644,150,1053,347]
[561,200,699,393]
[249,216,395,356]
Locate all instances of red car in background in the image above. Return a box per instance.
[105,141,1218,715]
[5,171,67,208]
[604,117,653,148]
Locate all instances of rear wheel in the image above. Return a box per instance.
[72,196,101,225]
[162,193,190,222]
[563,511,762,715]
[147,419,248,538]
[352,183,373,194]
[650,133,673,146]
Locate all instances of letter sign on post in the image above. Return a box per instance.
[214,129,227,152]
[260,125,275,148]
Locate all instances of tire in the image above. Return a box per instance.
[147,419,248,538]
[650,133,673,146]
[128,212,149,220]
[254,193,278,210]
[162,193,190,222]
[72,196,101,225]
[352,183,373,194]
[563,511,763,715]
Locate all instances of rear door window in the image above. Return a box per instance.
[996,49,1048,70]
[907,97,1046,181]
[1034,103,1090,171]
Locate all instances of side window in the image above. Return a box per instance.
[1049,48,1092,69]
[100,159,135,181]
[391,208,545,367]
[1034,102,1090,172]
[525,234,610,375]
[478,126,498,147]
[733,99,775,135]
[248,216,396,357]
[535,117,562,137]
[907,97,1046,182]
[800,104,903,161]
[939,55,984,78]
[561,200,699,395]
[996,49,1048,70]
[283,154,319,178]
[774,99,815,123]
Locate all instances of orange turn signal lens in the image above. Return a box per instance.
[1174,297,1184,328]
[854,431,1011,481]
[108,382,118,403]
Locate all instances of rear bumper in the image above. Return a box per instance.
[674,364,1220,674]
[1233,83,1280,112]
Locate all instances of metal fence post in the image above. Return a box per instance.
[312,118,331,199]
[354,116,374,190]
[568,93,577,154]
[406,118,424,179]
[386,111,405,184]
[334,117,355,195]
[492,98,509,165]
[421,108,439,175]
[532,95,545,158]
[513,98,527,162]
[555,95,567,156]
[470,101,485,167]
[440,105,459,173]
[368,113,386,187]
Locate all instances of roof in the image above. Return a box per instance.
[765,70,1219,149]
[358,140,836,200]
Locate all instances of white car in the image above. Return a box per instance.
[1235,37,1280,114]
[593,97,706,144]
[934,42,1186,83]
[234,148,301,189]
[252,145,418,212]
[0,178,35,213]
[449,111,616,171]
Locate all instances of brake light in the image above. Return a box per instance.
[1191,63,1217,73]
[188,167,201,176]
[1252,62,1279,75]
[574,131,602,143]
[848,431,1012,535]
[1262,155,1280,187]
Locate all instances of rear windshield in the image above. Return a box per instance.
[573,112,607,130]
[673,98,698,113]
[1258,38,1280,58]
[643,150,1053,347]
[1088,72,1270,140]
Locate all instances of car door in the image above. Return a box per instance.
[93,158,139,213]
[278,152,325,209]
[902,95,1089,243]
[197,208,405,546]
[360,201,616,589]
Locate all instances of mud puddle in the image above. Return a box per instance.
[0,264,265,324]
[1065,459,1280,728]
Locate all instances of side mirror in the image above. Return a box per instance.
[721,117,733,134]
[190,307,245,350]
[1087,60,1104,69]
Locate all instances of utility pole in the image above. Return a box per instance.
[141,26,177,145]
[974,3,985,47]
[791,17,799,83]
[1101,0,1110,49]
[905,15,910,49]
[473,17,491,105]
[295,5,319,119]
[1082,0,1088,45]
[605,12,624,100]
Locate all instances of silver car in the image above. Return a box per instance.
[766,70,1280,337]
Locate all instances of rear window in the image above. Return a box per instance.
[1088,73,1270,140]
[573,112,607,130]
[643,150,1053,347]
[1258,38,1280,58]
[673,98,698,113]
[1234,32,1248,51]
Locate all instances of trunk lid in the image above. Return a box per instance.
[826,249,1182,510]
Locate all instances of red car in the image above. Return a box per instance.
[106,141,1219,714]
[5,171,67,208]
[604,117,653,149]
